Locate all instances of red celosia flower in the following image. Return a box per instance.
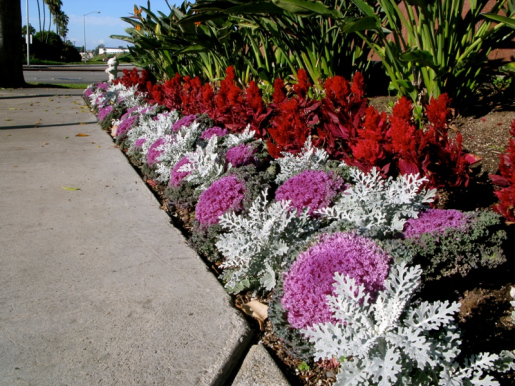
[426,93,451,130]
[491,119,515,223]
[293,69,310,99]
[272,78,286,104]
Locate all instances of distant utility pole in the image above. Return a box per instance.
[83,11,100,62]
[25,0,30,66]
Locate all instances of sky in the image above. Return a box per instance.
[21,0,182,50]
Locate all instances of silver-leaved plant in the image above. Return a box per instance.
[154,120,205,184]
[303,262,514,385]
[275,137,330,184]
[215,189,318,294]
[222,125,257,148]
[317,167,436,235]
[178,135,227,193]
[123,105,165,149]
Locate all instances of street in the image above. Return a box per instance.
[23,64,138,85]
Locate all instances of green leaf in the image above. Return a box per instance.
[482,13,515,28]
[502,62,515,72]
[341,16,380,33]
[272,0,341,18]
[61,186,80,191]
[225,2,284,14]
[400,49,435,68]
[351,0,376,17]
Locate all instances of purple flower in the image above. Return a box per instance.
[275,170,343,216]
[172,114,196,132]
[116,115,137,138]
[120,106,139,121]
[195,175,246,226]
[96,82,109,90]
[404,209,469,238]
[98,105,113,122]
[134,138,146,149]
[282,232,391,330]
[169,156,191,187]
[146,137,166,166]
[201,126,228,140]
[84,88,93,98]
[226,144,257,168]
[95,94,106,106]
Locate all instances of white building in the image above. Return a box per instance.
[100,47,130,55]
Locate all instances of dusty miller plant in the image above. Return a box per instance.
[222,126,257,148]
[317,168,435,236]
[215,189,318,294]
[123,105,162,149]
[178,135,227,193]
[138,111,181,155]
[275,136,330,184]
[303,262,515,385]
[154,121,205,184]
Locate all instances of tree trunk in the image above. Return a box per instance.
[36,0,42,32]
[0,0,25,87]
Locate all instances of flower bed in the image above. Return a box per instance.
[84,74,515,385]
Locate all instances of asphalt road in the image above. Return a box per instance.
[23,64,139,85]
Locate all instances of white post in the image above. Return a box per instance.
[26,0,30,66]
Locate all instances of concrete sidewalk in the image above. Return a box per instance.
[0,88,288,385]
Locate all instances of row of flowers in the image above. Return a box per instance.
[84,77,514,384]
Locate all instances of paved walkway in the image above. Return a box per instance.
[0,88,283,385]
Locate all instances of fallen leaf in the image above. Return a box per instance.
[8,108,16,110]
[238,300,268,330]
[43,142,49,145]
[61,186,80,191]
[64,136,69,139]
[78,122,87,125]
[5,119,12,121]
[75,133,89,137]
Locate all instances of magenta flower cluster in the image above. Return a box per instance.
[282,232,391,330]
[134,138,146,149]
[96,82,109,90]
[172,114,196,132]
[226,144,257,168]
[275,170,343,216]
[84,88,93,98]
[201,126,228,140]
[403,209,470,238]
[195,175,246,226]
[120,106,139,121]
[146,137,166,166]
[169,156,191,187]
[98,105,113,122]
[116,115,138,138]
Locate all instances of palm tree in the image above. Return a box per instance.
[0,0,25,87]
[36,0,42,32]
[55,11,69,39]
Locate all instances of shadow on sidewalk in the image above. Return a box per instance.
[0,121,96,130]
[0,93,84,100]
